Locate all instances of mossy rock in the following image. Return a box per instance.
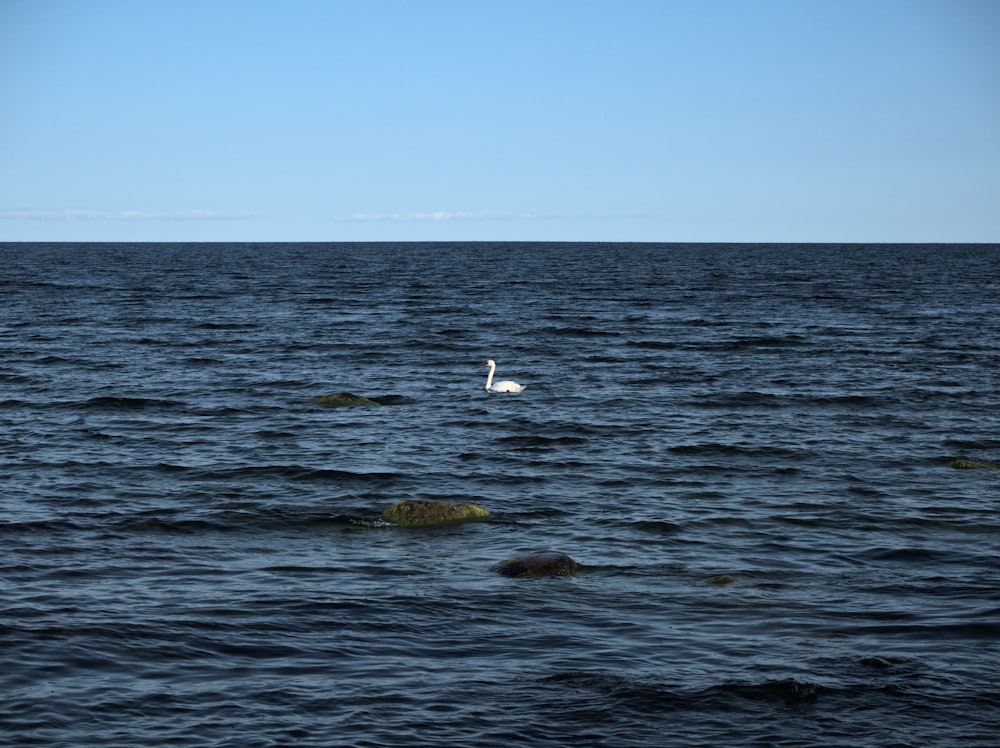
[383,500,490,528]
[950,457,999,470]
[313,392,382,407]
[495,551,579,578]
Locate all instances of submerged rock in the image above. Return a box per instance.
[707,572,756,586]
[313,392,383,407]
[495,551,579,578]
[382,500,490,528]
[950,457,999,470]
[726,678,822,704]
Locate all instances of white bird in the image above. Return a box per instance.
[484,359,525,393]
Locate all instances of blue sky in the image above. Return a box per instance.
[2,0,998,242]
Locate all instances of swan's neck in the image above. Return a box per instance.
[485,363,495,390]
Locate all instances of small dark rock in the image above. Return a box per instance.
[495,551,579,578]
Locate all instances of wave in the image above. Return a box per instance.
[193,321,259,330]
[627,334,811,352]
[494,434,589,449]
[538,659,1000,717]
[627,339,681,350]
[541,325,620,338]
[688,391,887,409]
[668,442,808,459]
[80,396,188,411]
[540,671,827,708]
[174,464,402,483]
[107,508,394,535]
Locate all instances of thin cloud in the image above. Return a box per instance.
[343,211,488,222]
[0,209,259,221]
[338,211,559,222]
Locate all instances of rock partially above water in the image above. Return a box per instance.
[495,551,579,578]
[313,392,383,406]
[950,457,999,470]
[383,500,490,527]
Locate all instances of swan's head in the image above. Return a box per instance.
[484,359,495,368]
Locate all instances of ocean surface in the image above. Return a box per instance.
[1,242,998,747]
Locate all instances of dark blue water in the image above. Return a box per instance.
[2,242,999,747]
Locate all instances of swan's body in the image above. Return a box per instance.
[484,359,525,393]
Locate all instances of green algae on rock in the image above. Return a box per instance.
[495,551,579,578]
[312,392,382,407]
[950,457,999,470]
[383,500,490,528]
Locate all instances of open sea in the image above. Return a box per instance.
[1,242,998,747]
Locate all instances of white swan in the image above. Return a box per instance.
[484,359,525,393]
